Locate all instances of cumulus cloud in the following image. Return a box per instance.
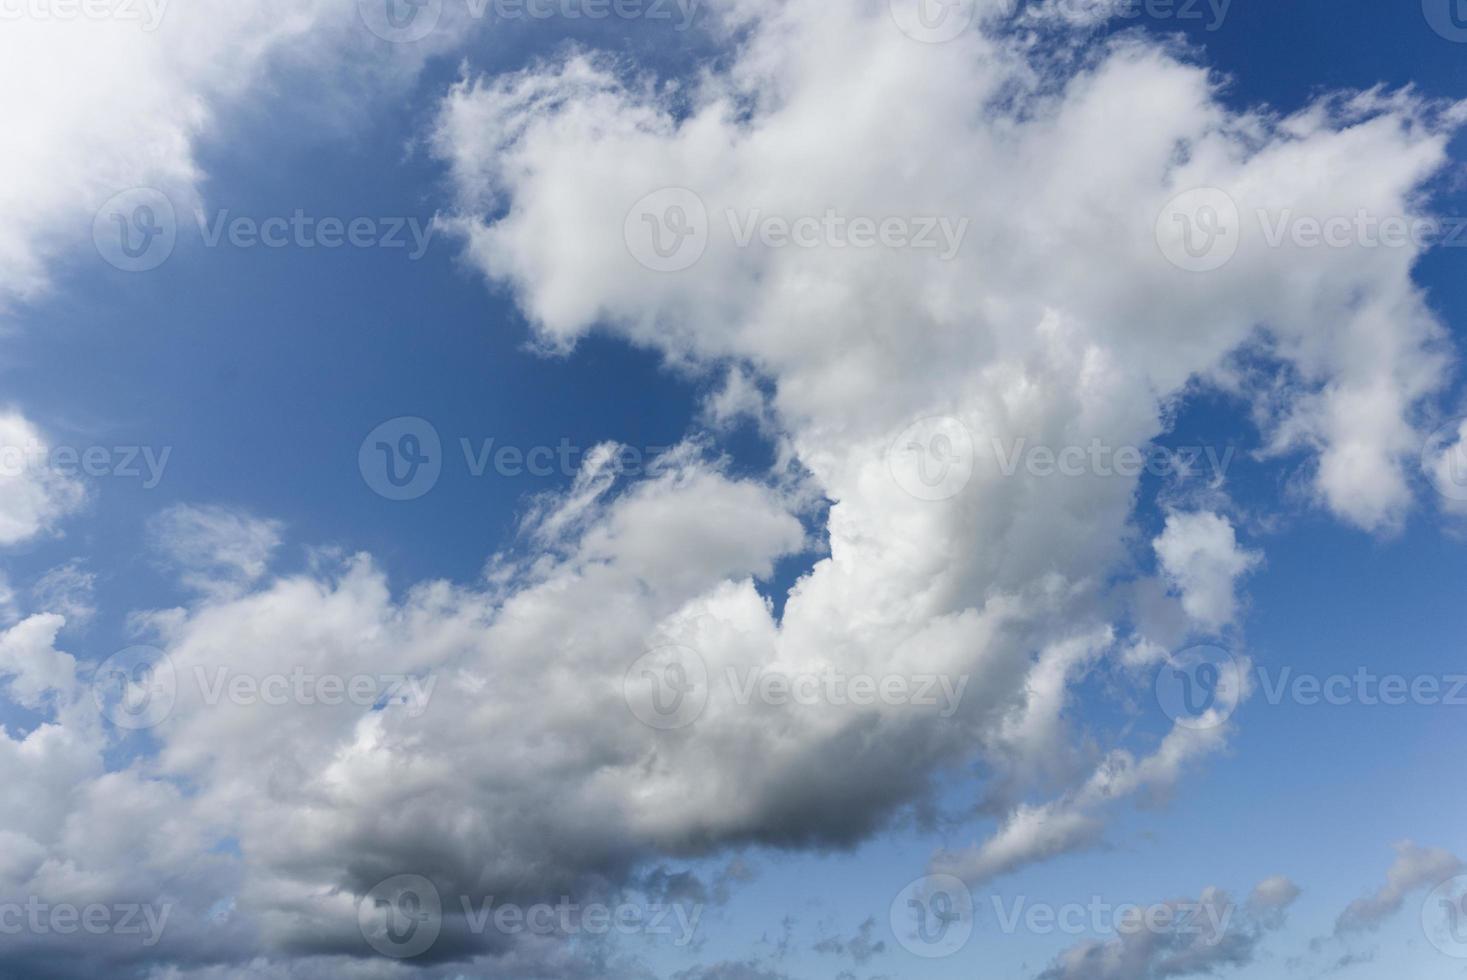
[1153,511,1261,631]
[426,0,1463,897]
[0,615,248,978]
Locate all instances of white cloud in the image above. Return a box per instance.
[0,615,245,976]
[424,0,1461,899]
[1334,841,1462,935]
[0,0,1463,974]
[148,504,283,597]
[1038,877,1299,980]
[0,0,468,307]
[1251,875,1302,911]
[31,559,98,630]
[1153,512,1261,631]
[0,411,87,545]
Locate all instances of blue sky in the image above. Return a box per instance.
[1,0,1467,977]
